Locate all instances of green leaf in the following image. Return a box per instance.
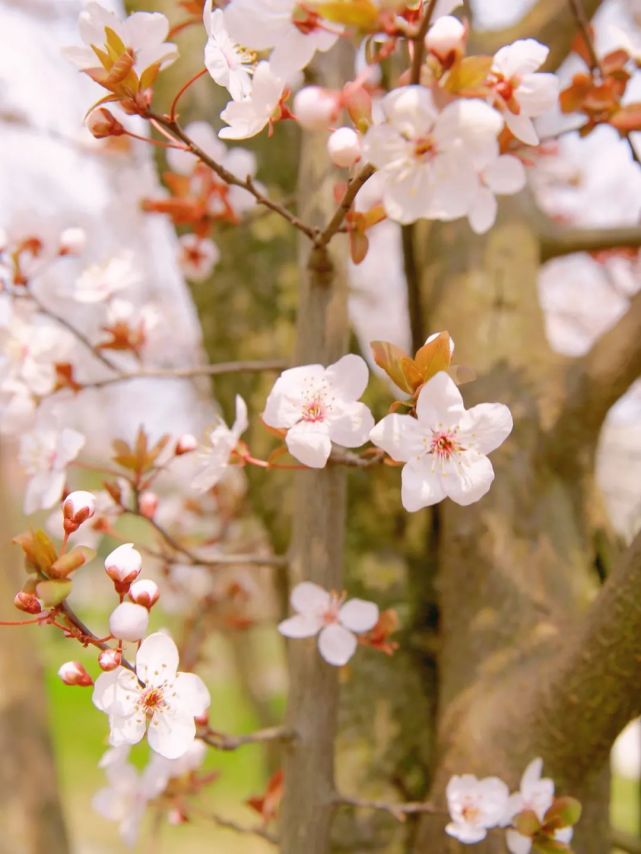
[543,797,582,831]
[36,579,73,607]
[12,529,57,574]
[48,547,95,579]
[514,809,541,837]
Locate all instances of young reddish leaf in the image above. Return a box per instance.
[601,48,630,75]
[313,0,380,29]
[349,230,369,264]
[543,796,582,831]
[514,808,541,837]
[12,530,58,575]
[443,55,493,95]
[246,769,284,825]
[36,579,73,607]
[139,61,161,92]
[48,547,96,580]
[610,103,641,133]
[370,341,415,394]
[414,331,453,382]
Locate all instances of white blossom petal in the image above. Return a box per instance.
[291,581,331,614]
[172,672,211,718]
[442,452,495,505]
[324,354,369,400]
[278,614,323,638]
[327,401,375,449]
[147,710,196,759]
[135,633,179,686]
[285,421,332,468]
[401,459,447,511]
[339,599,379,633]
[458,403,513,454]
[468,187,498,234]
[416,372,465,427]
[370,414,426,462]
[318,624,357,666]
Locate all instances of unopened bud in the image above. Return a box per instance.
[168,808,188,826]
[104,543,142,590]
[59,227,87,256]
[109,601,149,642]
[87,107,125,139]
[138,491,158,520]
[175,433,197,455]
[63,490,96,533]
[14,590,42,614]
[195,710,209,727]
[129,579,160,610]
[98,648,122,671]
[425,15,466,64]
[293,86,340,130]
[328,128,362,168]
[58,661,93,687]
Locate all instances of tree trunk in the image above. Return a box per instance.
[413,200,614,852]
[0,448,70,854]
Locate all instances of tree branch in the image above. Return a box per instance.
[546,289,641,458]
[203,811,278,845]
[334,794,441,821]
[200,724,295,751]
[76,359,288,389]
[530,530,641,786]
[540,224,641,261]
[469,0,605,70]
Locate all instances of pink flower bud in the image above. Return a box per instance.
[58,661,93,687]
[14,591,42,614]
[59,227,87,256]
[98,648,122,671]
[87,107,125,139]
[109,602,149,642]
[139,491,158,519]
[195,710,209,727]
[104,543,142,589]
[168,808,188,826]
[63,490,96,533]
[327,128,362,168]
[129,579,160,610]
[425,16,466,64]
[293,86,340,130]
[175,433,198,455]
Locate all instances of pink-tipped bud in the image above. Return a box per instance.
[175,433,197,455]
[58,661,93,687]
[425,15,466,64]
[59,227,87,256]
[195,710,209,727]
[138,491,158,520]
[109,602,149,642]
[293,86,340,130]
[87,107,126,139]
[14,590,42,614]
[98,648,122,671]
[63,490,96,533]
[168,808,188,826]
[104,543,142,590]
[328,128,362,168]
[129,578,160,610]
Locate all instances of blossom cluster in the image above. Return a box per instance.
[446,759,580,851]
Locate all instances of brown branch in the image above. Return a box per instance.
[59,601,136,674]
[546,289,641,458]
[335,794,441,821]
[316,163,376,249]
[203,811,278,845]
[77,358,288,390]
[200,724,295,751]
[469,0,605,70]
[530,530,641,786]
[409,0,439,84]
[148,113,318,240]
[539,224,641,261]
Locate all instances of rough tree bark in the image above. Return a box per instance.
[0,449,70,854]
[280,48,353,854]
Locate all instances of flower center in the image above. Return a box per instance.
[414,136,436,161]
[302,398,327,422]
[461,800,481,824]
[429,431,460,459]
[140,687,166,717]
[292,4,322,34]
[322,592,344,625]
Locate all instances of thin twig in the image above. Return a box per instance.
[60,601,136,674]
[200,724,296,751]
[201,810,278,844]
[77,358,288,389]
[316,163,376,248]
[334,793,442,822]
[409,0,439,84]
[148,113,318,240]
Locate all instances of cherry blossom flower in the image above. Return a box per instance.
[224,0,341,79]
[191,395,248,492]
[64,3,177,77]
[63,490,96,533]
[262,355,375,468]
[178,234,220,282]
[203,2,254,101]
[219,62,286,140]
[446,774,510,844]
[19,427,85,514]
[93,632,210,759]
[468,154,527,234]
[93,746,170,847]
[109,602,149,642]
[369,371,512,511]
[362,87,503,225]
[66,251,141,303]
[506,758,554,823]
[279,582,379,666]
[490,40,559,145]
[328,128,362,168]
